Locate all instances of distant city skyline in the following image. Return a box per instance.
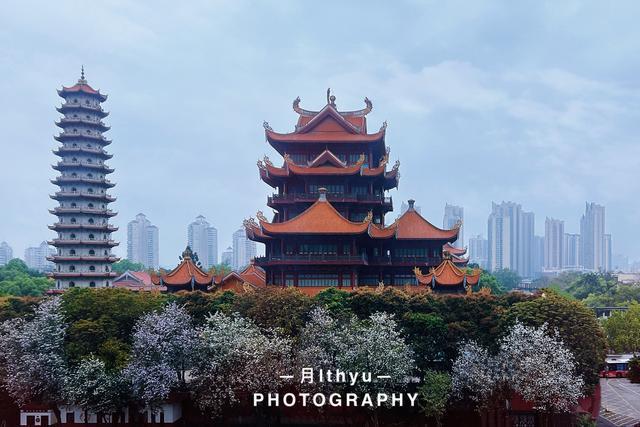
[187,215,218,270]
[127,213,159,270]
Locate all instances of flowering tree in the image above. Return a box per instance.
[497,322,583,412]
[64,355,129,422]
[190,312,292,417]
[452,322,583,414]
[451,340,497,407]
[124,303,198,409]
[0,297,67,408]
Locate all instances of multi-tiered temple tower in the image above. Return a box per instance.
[245,91,478,294]
[48,69,119,289]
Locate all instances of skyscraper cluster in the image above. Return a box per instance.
[25,242,55,272]
[187,215,218,270]
[232,228,256,271]
[484,201,612,277]
[127,213,159,270]
[443,204,464,248]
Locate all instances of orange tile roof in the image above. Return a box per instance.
[239,263,266,287]
[443,243,467,256]
[265,94,385,145]
[258,193,371,235]
[415,259,481,287]
[394,207,460,240]
[154,248,213,286]
[59,80,107,101]
[308,149,347,167]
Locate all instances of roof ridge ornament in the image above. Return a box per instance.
[363,211,373,224]
[327,88,336,108]
[256,211,268,222]
[263,121,272,131]
[78,65,87,85]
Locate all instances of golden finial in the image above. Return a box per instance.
[413,266,422,276]
[376,281,385,293]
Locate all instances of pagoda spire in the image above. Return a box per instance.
[79,65,87,84]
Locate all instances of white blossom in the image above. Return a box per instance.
[124,302,198,409]
[497,322,583,412]
[299,308,415,398]
[190,312,292,416]
[0,297,67,406]
[451,341,497,406]
[451,322,584,413]
[64,355,129,418]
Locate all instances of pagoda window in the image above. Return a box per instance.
[88,188,94,193]
[395,247,427,258]
[69,282,75,287]
[85,115,90,119]
[71,187,77,193]
[285,274,295,287]
[89,282,96,287]
[87,173,93,178]
[70,218,77,224]
[394,274,416,286]
[299,273,338,287]
[88,218,94,224]
[86,130,91,134]
[285,243,295,255]
[359,275,379,286]
[342,244,351,255]
[104,250,108,255]
[88,203,94,208]
[299,243,337,255]
[341,273,351,286]
[71,172,78,177]
[73,98,78,103]
[87,158,92,163]
[72,157,78,163]
[69,265,76,272]
[72,143,78,147]
[70,233,76,239]
[72,128,78,133]
[309,184,343,194]
[89,249,95,255]
[350,212,367,222]
[289,153,307,164]
[85,99,90,105]
[336,153,347,163]
[352,185,368,195]
[88,234,95,240]
[89,266,96,272]
[86,144,92,148]
[69,249,76,255]
[105,266,109,272]
[73,114,78,118]
[71,202,77,207]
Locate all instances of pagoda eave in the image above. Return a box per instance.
[52,272,119,279]
[50,193,116,202]
[58,87,108,102]
[49,208,117,217]
[50,178,115,188]
[48,240,119,247]
[48,224,119,232]
[47,255,119,262]
[54,134,111,144]
[57,104,109,118]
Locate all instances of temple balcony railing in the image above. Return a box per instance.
[59,102,105,113]
[57,116,107,126]
[255,253,368,265]
[368,256,442,266]
[268,193,392,205]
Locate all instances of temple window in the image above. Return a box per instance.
[394,247,427,257]
[290,153,307,164]
[309,184,343,194]
[351,185,368,195]
[299,243,337,255]
[298,273,338,287]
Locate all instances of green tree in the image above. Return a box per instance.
[501,290,607,389]
[232,288,313,336]
[62,288,165,369]
[418,370,452,427]
[313,287,352,318]
[0,259,52,296]
[492,269,521,291]
[402,312,448,371]
[603,302,640,354]
[169,290,236,324]
[111,259,146,274]
[208,263,233,276]
[476,271,505,295]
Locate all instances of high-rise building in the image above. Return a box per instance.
[563,233,581,269]
[604,234,612,272]
[221,246,233,266]
[487,202,535,277]
[580,202,606,271]
[443,204,464,248]
[532,235,544,277]
[233,228,256,271]
[544,218,564,270]
[127,213,159,270]
[187,215,218,269]
[0,242,13,266]
[24,242,56,272]
[48,70,119,289]
[468,235,488,269]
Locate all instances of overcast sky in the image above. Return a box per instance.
[1,0,639,267]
